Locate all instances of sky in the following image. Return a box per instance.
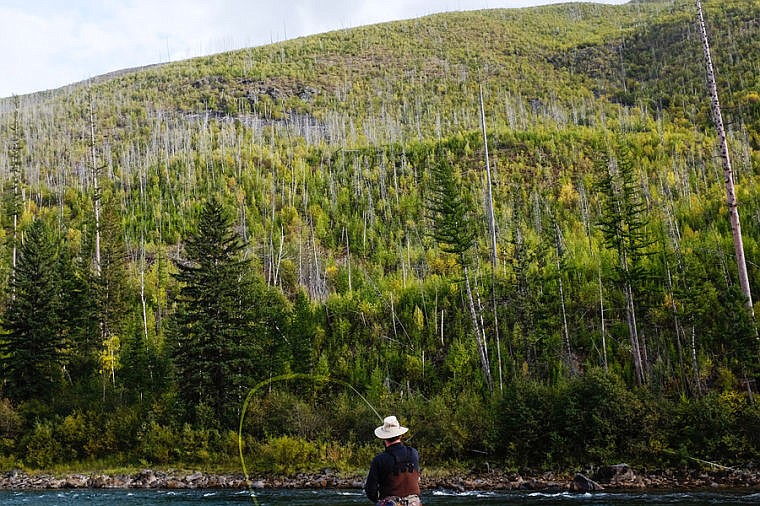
[1,0,628,99]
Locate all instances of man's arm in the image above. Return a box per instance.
[364,459,380,502]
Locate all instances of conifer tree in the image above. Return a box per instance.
[288,288,315,375]
[596,145,653,386]
[426,149,493,392]
[170,196,259,428]
[56,238,98,393]
[91,198,130,389]
[507,194,537,374]
[0,220,65,404]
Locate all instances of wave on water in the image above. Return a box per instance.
[2,488,760,505]
[528,491,594,498]
[427,488,760,504]
[431,489,498,497]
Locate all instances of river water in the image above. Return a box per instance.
[1,489,759,505]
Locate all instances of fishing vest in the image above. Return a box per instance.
[380,445,421,499]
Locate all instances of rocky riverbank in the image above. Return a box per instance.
[1,464,759,491]
[426,464,760,492]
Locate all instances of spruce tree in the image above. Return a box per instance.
[426,149,493,391]
[596,143,654,386]
[0,220,65,404]
[91,198,130,390]
[426,150,476,263]
[288,288,315,375]
[170,196,258,428]
[56,238,99,398]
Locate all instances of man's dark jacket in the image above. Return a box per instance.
[364,442,421,502]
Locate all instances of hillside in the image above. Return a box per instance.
[0,0,758,474]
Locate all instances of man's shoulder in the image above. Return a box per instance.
[397,443,418,452]
[372,450,392,462]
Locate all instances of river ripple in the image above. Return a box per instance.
[1,488,760,505]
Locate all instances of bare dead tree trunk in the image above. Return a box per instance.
[140,233,149,346]
[440,309,445,346]
[691,325,702,394]
[273,224,284,286]
[665,260,689,393]
[88,86,102,277]
[9,100,23,299]
[554,220,573,374]
[696,0,753,315]
[464,265,494,392]
[479,82,503,392]
[87,85,113,394]
[623,281,645,385]
[579,180,607,371]
[599,270,608,372]
[345,225,352,292]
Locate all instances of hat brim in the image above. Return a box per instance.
[374,425,409,439]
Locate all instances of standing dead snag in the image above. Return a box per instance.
[88,84,102,278]
[479,82,503,392]
[696,0,753,315]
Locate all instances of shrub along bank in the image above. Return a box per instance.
[2,370,758,476]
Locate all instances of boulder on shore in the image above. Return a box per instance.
[569,473,604,493]
[594,463,641,487]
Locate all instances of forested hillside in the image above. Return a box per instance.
[0,0,758,474]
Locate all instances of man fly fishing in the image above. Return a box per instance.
[364,415,422,506]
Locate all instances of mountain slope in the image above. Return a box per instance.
[0,0,758,470]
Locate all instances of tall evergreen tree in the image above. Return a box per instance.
[288,288,315,375]
[56,239,98,396]
[596,144,654,386]
[91,198,130,389]
[426,149,493,392]
[170,196,259,428]
[0,220,65,404]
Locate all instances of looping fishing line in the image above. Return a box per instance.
[238,373,383,505]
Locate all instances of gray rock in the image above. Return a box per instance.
[595,463,636,485]
[570,473,604,492]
